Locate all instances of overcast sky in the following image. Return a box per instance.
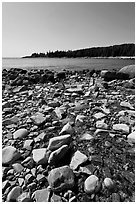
[2,2,135,57]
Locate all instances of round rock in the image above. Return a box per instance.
[2,146,21,166]
[84,175,99,194]
[7,186,22,202]
[13,128,28,140]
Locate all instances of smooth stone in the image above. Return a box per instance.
[13,128,28,140]
[70,150,88,170]
[18,178,24,186]
[2,180,10,193]
[32,148,48,165]
[47,134,71,151]
[2,146,21,166]
[6,186,22,202]
[12,163,24,173]
[113,124,129,134]
[66,87,83,94]
[118,64,135,79]
[48,144,69,165]
[48,165,75,192]
[127,131,135,144]
[32,188,50,202]
[59,122,74,135]
[84,175,99,194]
[103,177,114,189]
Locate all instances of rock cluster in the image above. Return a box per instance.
[2,68,135,202]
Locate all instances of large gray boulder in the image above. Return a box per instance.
[118,65,135,79]
[48,166,75,192]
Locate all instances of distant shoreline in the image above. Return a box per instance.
[3,56,135,60]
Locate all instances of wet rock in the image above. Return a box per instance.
[48,165,75,192]
[48,144,69,165]
[2,146,21,166]
[13,128,28,140]
[70,150,88,170]
[32,148,48,165]
[84,175,99,194]
[47,134,71,151]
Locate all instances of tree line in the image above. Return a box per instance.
[23,43,135,58]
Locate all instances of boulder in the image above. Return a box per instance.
[48,165,75,192]
[118,65,135,79]
[48,144,69,165]
[2,146,21,166]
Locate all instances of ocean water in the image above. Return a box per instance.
[2,57,135,72]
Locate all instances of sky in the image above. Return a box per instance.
[2,2,135,57]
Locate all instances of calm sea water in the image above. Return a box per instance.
[2,57,135,72]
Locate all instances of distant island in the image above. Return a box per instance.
[22,43,135,58]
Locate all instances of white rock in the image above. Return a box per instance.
[70,150,88,170]
[103,177,114,189]
[75,115,86,123]
[47,134,71,151]
[113,124,129,134]
[59,122,74,135]
[84,175,99,194]
[54,106,66,119]
[32,148,48,165]
[127,131,135,144]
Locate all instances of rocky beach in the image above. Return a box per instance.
[2,66,135,202]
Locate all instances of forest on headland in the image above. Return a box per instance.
[23,43,135,58]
